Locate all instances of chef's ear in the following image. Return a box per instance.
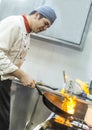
[34,12,41,19]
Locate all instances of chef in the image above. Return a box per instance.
[0,5,57,130]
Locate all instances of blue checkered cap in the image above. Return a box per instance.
[34,5,57,24]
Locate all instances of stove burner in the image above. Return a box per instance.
[39,117,89,130]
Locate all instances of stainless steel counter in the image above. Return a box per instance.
[9,80,51,130]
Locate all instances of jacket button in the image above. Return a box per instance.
[20,57,22,59]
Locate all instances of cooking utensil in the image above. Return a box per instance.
[35,85,72,118]
[63,70,67,84]
[14,79,58,91]
[42,92,72,117]
[36,82,58,90]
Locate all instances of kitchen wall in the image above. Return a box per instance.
[21,22,92,89]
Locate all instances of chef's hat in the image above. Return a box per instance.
[32,5,57,24]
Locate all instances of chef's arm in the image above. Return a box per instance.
[10,69,35,88]
[0,50,35,88]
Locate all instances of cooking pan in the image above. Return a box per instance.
[42,92,72,117]
[35,85,72,118]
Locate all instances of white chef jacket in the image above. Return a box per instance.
[0,15,30,80]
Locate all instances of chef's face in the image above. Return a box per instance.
[32,13,51,33]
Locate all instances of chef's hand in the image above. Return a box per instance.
[19,74,35,88]
[10,69,35,88]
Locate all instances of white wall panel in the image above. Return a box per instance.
[0,0,92,49]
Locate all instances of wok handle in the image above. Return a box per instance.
[13,79,58,91]
[35,84,43,96]
[36,82,58,90]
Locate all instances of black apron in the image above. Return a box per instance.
[0,79,12,130]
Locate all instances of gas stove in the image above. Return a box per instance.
[39,116,89,130]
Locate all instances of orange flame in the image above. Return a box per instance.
[54,115,72,127]
[54,91,76,126]
[61,95,76,114]
[60,90,77,114]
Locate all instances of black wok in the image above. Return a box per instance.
[43,92,72,117]
[35,85,72,118]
